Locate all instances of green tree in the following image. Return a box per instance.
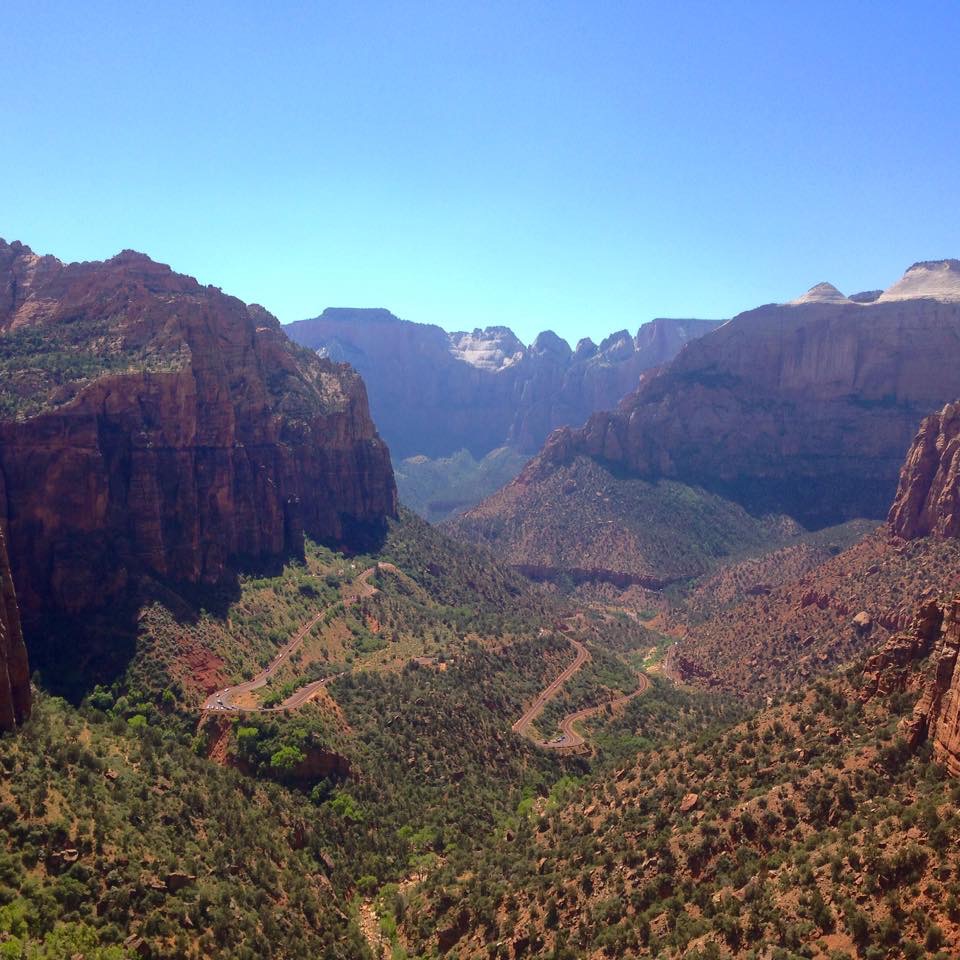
[269,745,306,771]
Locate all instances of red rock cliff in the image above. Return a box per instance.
[865,595,960,778]
[523,269,960,527]
[888,401,960,539]
[0,240,397,624]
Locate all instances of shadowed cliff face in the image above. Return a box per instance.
[285,308,719,459]
[0,500,30,731]
[523,293,960,528]
[0,240,397,640]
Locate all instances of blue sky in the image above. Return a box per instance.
[2,1,959,345]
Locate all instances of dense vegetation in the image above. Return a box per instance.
[0,512,596,958]
[396,664,960,959]
[448,456,815,586]
[8,500,960,960]
[0,695,366,959]
[0,320,185,420]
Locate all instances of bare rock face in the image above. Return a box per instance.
[902,597,960,776]
[861,599,942,701]
[523,264,960,528]
[863,594,960,777]
[0,240,397,627]
[0,502,30,731]
[877,259,960,303]
[285,309,719,458]
[888,401,960,539]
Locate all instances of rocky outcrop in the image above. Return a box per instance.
[861,599,942,700]
[520,262,960,528]
[888,401,960,539]
[863,594,960,778]
[0,505,30,731]
[901,597,960,777]
[285,309,719,458]
[0,241,397,628]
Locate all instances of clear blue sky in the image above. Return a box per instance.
[3,1,958,344]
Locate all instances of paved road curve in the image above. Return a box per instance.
[547,670,650,749]
[511,637,590,741]
[202,562,647,753]
[512,633,650,751]
[201,564,389,714]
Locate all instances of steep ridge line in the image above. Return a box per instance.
[512,633,650,750]
[201,564,393,714]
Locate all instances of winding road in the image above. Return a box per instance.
[202,562,647,752]
[201,564,389,714]
[512,634,650,751]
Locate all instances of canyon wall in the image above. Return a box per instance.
[286,308,719,458]
[0,241,397,626]
[0,486,29,730]
[522,266,960,528]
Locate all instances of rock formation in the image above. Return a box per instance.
[863,594,960,778]
[515,261,960,528]
[285,308,719,459]
[876,258,960,302]
[888,401,960,538]
[861,599,942,701]
[0,240,397,632]
[0,509,30,731]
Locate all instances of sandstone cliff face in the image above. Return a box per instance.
[888,401,960,539]
[524,266,960,528]
[285,309,719,458]
[0,241,397,625]
[0,502,30,731]
[864,595,960,778]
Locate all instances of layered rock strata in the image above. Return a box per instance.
[0,240,397,624]
[519,263,960,527]
[286,308,719,458]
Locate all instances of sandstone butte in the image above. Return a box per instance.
[517,261,960,528]
[0,239,398,726]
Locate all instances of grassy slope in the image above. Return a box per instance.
[448,457,812,585]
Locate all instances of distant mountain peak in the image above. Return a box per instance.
[789,282,851,305]
[878,259,960,303]
[318,307,401,323]
[531,330,572,360]
[448,327,525,371]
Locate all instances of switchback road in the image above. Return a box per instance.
[512,634,650,751]
[201,564,390,714]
